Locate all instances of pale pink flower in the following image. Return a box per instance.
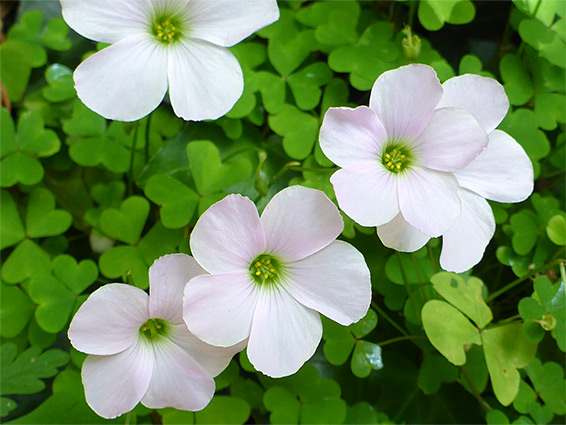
[319,64,489,238]
[60,0,279,121]
[377,74,533,272]
[183,186,371,378]
[68,254,243,419]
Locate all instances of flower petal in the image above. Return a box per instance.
[60,0,151,44]
[369,64,443,140]
[74,35,168,122]
[261,186,343,262]
[455,130,534,203]
[414,107,488,172]
[69,284,148,356]
[285,241,371,326]
[141,340,215,411]
[376,213,430,252]
[190,194,266,274]
[148,254,206,323]
[167,39,243,121]
[398,167,461,237]
[437,74,509,134]
[319,106,387,168]
[330,163,399,227]
[247,288,322,378]
[170,324,245,377]
[440,190,496,273]
[187,0,280,47]
[82,340,153,419]
[183,272,258,347]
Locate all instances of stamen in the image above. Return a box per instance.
[249,254,282,286]
[381,145,411,174]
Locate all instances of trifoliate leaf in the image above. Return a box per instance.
[268,104,318,160]
[349,308,378,338]
[52,255,98,295]
[195,396,250,425]
[287,62,333,111]
[28,273,75,333]
[351,341,383,378]
[26,188,72,238]
[1,240,51,284]
[264,386,300,425]
[99,196,149,245]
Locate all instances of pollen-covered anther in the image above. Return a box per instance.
[155,19,178,42]
[249,254,280,285]
[382,147,410,173]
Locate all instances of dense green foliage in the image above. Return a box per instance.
[0,0,564,424]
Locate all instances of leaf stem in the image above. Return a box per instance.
[412,253,427,300]
[128,121,141,196]
[486,258,565,302]
[460,366,491,413]
[371,301,409,338]
[376,335,426,347]
[397,252,420,321]
[287,166,337,173]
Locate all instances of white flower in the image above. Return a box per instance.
[376,74,534,272]
[60,0,279,121]
[319,64,488,238]
[68,254,243,419]
[182,186,371,378]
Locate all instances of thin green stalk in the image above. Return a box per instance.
[376,335,426,347]
[271,161,301,184]
[128,121,141,196]
[408,0,417,29]
[427,244,437,274]
[397,252,420,320]
[371,301,409,338]
[287,166,337,173]
[411,253,427,300]
[460,367,491,413]
[144,114,152,163]
[486,258,565,302]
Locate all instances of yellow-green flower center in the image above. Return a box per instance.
[151,15,183,44]
[249,254,281,285]
[381,144,412,174]
[139,318,168,341]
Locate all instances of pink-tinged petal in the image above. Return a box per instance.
[437,74,509,134]
[261,186,343,262]
[69,284,148,356]
[398,167,461,237]
[285,241,371,326]
[188,0,279,47]
[170,324,246,377]
[141,340,215,411]
[167,39,243,121]
[440,190,496,273]
[149,254,206,323]
[183,272,258,347]
[414,107,488,172]
[369,64,443,140]
[74,35,168,122]
[60,0,151,44]
[190,194,266,274]
[82,340,153,419]
[319,106,387,168]
[330,163,399,227]
[247,288,322,378]
[455,130,534,203]
[376,213,430,252]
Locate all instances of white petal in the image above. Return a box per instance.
[319,106,387,168]
[376,213,431,252]
[330,163,399,227]
[82,340,153,419]
[261,186,343,262]
[440,190,496,273]
[69,284,148,356]
[190,194,266,274]
[183,272,258,347]
[414,107,488,172]
[398,167,461,237]
[141,340,215,411]
[148,254,206,323]
[455,130,534,203]
[369,64,443,140]
[437,74,509,134]
[74,35,168,121]
[170,324,245,377]
[167,39,243,121]
[187,0,280,47]
[247,288,322,378]
[285,241,371,326]
[60,0,151,44]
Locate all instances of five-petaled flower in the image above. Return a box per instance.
[60,0,279,121]
[68,254,243,419]
[183,186,372,378]
[319,64,489,239]
[376,74,533,272]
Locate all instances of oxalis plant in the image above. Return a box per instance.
[0,0,564,424]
